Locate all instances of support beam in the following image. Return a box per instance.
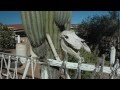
[47,59,120,74]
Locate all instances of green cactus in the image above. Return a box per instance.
[21,11,72,78]
[54,11,71,31]
[21,11,71,59]
[21,11,46,58]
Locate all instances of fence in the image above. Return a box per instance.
[0,53,119,79]
[0,49,120,79]
[0,34,120,79]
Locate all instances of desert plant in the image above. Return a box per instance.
[21,11,71,79]
[77,11,119,55]
[68,48,109,79]
[0,23,16,50]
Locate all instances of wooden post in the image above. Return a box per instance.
[110,45,116,65]
[17,35,20,43]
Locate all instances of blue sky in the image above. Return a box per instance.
[72,11,109,24]
[0,11,111,25]
[0,11,21,25]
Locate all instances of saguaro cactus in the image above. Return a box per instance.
[21,11,71,79]
[21,11,46,58]
[54,11,72,31]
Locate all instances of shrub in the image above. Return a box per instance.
[68,48,109,79]
[0,23,16,49]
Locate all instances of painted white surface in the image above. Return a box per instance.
[17,35,20,43]
[16,44,27,63]
[110,46,116,65]
[41,66,49,79]
[46,33,61,61]
[22,60,31,79]
[47,59,112,74]
[60,30,91,52]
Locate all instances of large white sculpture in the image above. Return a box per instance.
[60,30,91,78]
[60,30,91,62]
